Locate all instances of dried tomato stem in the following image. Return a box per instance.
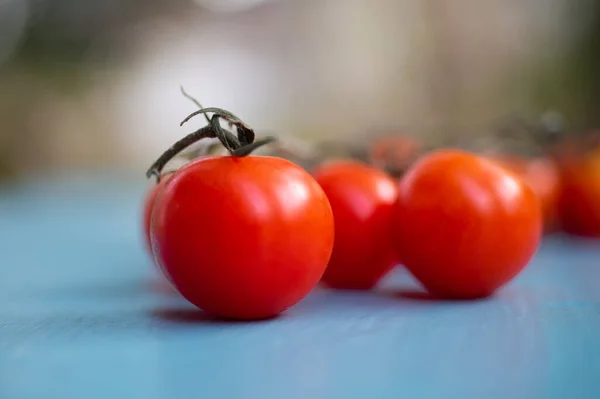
[232,137,277,157]
[180,108,246,128]
[146,99,277,182]
[180,86,210,124]
[212,116,241,151]
[146,125,216,181]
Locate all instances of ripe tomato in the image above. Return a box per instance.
[313,160,399,290]
[151,156,335,320]
[142,173,174,254]
[489,155,560,231]
[556,148,600,237]
[392,150,542,299]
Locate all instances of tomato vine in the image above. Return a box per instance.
[146,89,275,182]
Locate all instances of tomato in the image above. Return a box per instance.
[392,150,542,299]
[557,147,600,237]
[489,155,560,231]
[142,173,174,255]
[151,155,335,320]
[313,160,399,290]
[369,136,420,177]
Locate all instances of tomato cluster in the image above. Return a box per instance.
[142,98,552,320]
[480,121,600,239]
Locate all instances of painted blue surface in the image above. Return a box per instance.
[1,174,600,399]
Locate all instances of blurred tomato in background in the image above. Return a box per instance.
[313,160,399,290]
[555,136,600,237]
[489,155,561,232]
[368,136,421,178]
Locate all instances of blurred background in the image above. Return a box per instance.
[0,0,599,179]
[2,5,600,397]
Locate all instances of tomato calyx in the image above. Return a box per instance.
[146,89,276,182]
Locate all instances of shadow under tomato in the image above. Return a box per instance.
[380,288,495,303]
[150,307,282,324]
[393,289,439,301]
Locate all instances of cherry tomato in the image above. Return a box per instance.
[313,160,399,290]
[557,147,600,237]
[489,155,560,231]
[369,136,420,177]
[142,173,174,254]
[151,156,335,320]
[392,150,542,299]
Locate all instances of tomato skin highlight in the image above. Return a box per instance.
[151,156,335,320]
[313,161,399,289]
[392,150,542,299]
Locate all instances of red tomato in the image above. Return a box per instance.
[489,155,560,231]
[151,156,335,320]
[313,161,399,289]
[392,150,542,299]
[142,173,174,254]
[557,148,600,237]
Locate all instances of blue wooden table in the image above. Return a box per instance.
[1,174,600,399]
